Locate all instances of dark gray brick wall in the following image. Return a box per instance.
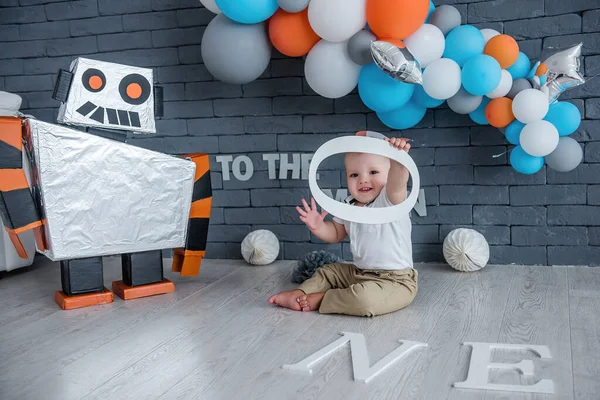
[3,1,600,266]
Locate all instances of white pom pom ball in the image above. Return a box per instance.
[241,230,280,266]
[443,228,490,272]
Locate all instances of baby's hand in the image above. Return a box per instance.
[385,137,411,153]
[296,197,328,231]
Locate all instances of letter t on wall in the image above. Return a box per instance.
[263,154,279,179]
[453,342,555,394]
[215,155,233,181]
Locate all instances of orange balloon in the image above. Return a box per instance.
[268,9,320,57]
[378,38,406,48]
[536,62,548,76]
[484,34,519,69]
[367,0,429,40]
[485,97,514,128]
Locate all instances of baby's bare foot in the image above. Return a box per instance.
[268,289,304,311]
[298,292,326,312]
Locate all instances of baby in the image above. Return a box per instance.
[268,136,417,317]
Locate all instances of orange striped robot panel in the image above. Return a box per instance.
[0,117,46,258]
[172,153,212,277]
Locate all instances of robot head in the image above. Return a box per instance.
[55,58,160,134]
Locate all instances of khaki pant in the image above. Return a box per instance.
[298,263,418,317]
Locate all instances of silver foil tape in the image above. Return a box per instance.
[57,57,157,134]
[24,119,195,261]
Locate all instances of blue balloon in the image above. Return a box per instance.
[412,84,444,108]
[505,120,525,145]
[377,101,427,130]
[510,145,544,175]
[358,63,415,113]
[426,0,435,23]
[443,25,485,67]
[543,101,582,136]
[469,97,490,125]
[462,54,502,96]
[527,61,541,79]
[506,52,531,80]
[215,0,278,24]
[539,74,547,86]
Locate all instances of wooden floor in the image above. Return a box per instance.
[0,256,599,400]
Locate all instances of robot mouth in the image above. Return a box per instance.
[76,101,141,128]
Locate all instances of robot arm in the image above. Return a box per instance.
[172,153,212,276]
[0,117,47,259]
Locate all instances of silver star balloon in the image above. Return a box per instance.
[541,43,585,103]
[370,41,423,85]
[528,75,541,90]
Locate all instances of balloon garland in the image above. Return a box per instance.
[199,0,586,175]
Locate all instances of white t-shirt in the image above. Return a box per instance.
[333,186,413,271]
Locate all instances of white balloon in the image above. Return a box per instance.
[520,120,559,157]
[480,28,500,44]
[487,70,513,98]
[308,0,366,43]
[404,24,445,68]
[305,40,361,98]
[199,0,221,14]
[512,89,550,123]
[422,58,462,100]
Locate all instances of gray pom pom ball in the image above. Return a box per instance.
[292,250,342,283]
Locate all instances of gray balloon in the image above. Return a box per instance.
[545,137,583,172]
[447,87,482,114]
[507,78,532,99]
[348,30,376,65]
[429,5,462,36]
[201,14,272,85]
[277,0,310,13]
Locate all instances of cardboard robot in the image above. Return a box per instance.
[0,58,212,309]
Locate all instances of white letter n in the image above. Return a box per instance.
[282,332,426,384]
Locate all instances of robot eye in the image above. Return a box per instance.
[82,68,106,92]
[119,74,151,105]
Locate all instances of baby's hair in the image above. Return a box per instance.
[344,152,391,169]
[344,151,360,161]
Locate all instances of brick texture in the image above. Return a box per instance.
[0,25,20,42]
[3,1,600,266]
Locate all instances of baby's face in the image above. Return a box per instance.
[345,152,390,204]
